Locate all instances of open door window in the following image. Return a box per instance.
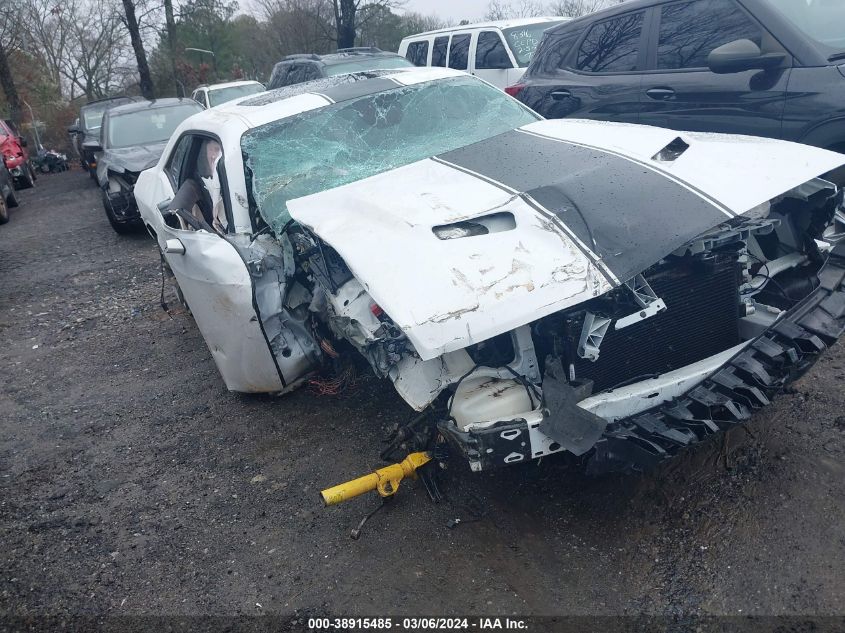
[154,132,320,393]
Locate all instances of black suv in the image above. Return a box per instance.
[513,0,845,170]
[267,48,413,89]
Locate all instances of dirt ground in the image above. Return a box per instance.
[1,171,844,628]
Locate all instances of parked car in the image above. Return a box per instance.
[0,163,20,224]
[68,96,137,180]
[136,67,845,478]
[1,119,36,189]
[95,98,203,233]
[267,48,413,89]
[398,17,567,89]
[512,0,845,181]
[191,80,265,108]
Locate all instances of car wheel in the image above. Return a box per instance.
[16,165,34,190]
[6,189,19,208]
[102,189,135,235]
[0,195,9,224]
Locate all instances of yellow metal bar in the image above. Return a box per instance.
[320,451,432,506]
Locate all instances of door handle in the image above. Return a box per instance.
[646,87,676,100]
[164,238,185,255]
[550,89,571,100]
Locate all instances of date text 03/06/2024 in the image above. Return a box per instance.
[307,617,529,630]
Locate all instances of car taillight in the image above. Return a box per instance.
[505,83,525,98]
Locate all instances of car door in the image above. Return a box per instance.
[146,133,309,393]
[473,30,516,89]
[637,0,790,138]
[522,10,648,122]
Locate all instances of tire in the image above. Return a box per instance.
[6,188,18,208]
[14,164,34,190]
[102,189,136,235]
[0,195,9,224]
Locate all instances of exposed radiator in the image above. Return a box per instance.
[573,252,741,392]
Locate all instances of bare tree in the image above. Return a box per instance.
[547,0,618,17]
[331,0,404,49]
[485,0,545,20]
[122,0,155,98]
[0,1,24,123]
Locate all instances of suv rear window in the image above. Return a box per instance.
[657,0,762,70]
[576,11,645,73]
[449,34,471,70]
[405,41,429,66]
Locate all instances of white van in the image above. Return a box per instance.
[397,17,567,90]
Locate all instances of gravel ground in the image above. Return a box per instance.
[1,171,844,629]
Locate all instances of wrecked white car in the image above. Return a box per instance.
[136,68,845,476]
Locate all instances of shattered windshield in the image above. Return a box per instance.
[241,76,540,231]
[208,83,265,107]
[107,104,201,149]
[325,57,414,76]
[503,21,565,66]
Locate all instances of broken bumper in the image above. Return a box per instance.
[106,189,140,222]
[439,256,845,474]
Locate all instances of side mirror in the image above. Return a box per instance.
[707,39,787,74]
[67,124,79,134]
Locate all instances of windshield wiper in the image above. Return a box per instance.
[828,52,845,62]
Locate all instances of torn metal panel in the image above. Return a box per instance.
[288,158,612,362]
[156,229,285,393]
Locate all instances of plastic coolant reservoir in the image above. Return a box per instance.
[450,376,534,430]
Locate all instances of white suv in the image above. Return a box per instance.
[398,17,567,90]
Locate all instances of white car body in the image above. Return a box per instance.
[136,68,845,474]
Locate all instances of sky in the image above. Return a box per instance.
[398,0,494,23]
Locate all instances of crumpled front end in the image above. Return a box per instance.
[283,122,845,474]
[103,169,141,222]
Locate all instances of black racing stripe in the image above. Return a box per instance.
[520,195,618,286]
[432,156,616,284]
[520,128,735,218]
[438,129,731,283]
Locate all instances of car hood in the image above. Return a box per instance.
[287,119,845,361]
[100,142,168,174]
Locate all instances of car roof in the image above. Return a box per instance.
[80,95,137,110]
[196,80,264,91]
[405,16,565,39]
[180,67,465,136]
[278,49,405,66]
[107,98,201,116]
